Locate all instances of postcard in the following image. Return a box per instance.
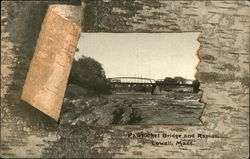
[1,0,249,158]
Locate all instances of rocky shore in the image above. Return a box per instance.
[60,84,204,125]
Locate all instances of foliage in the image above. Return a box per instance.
[68,56,111,94]
[163,76,187,84]
[174,76,187,84]
[163,77,177,84]
[192,80,200,93]
[192,80,199,85]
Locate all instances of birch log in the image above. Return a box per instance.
[21,5,84,121]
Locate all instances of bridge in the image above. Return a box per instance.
[109,77,200,94]
[109,77,194,86]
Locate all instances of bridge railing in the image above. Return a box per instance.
[108,77,156,84]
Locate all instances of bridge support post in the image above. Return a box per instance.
[151,85,161,95]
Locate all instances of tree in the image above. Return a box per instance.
[174,76,187,84]
[163,77,177,84]
[163,76,187,84]
[192,80,200,93]
[68,55,111,94]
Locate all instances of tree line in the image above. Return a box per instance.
[157,76,199,86]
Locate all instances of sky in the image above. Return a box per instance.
[75,33,200,80]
